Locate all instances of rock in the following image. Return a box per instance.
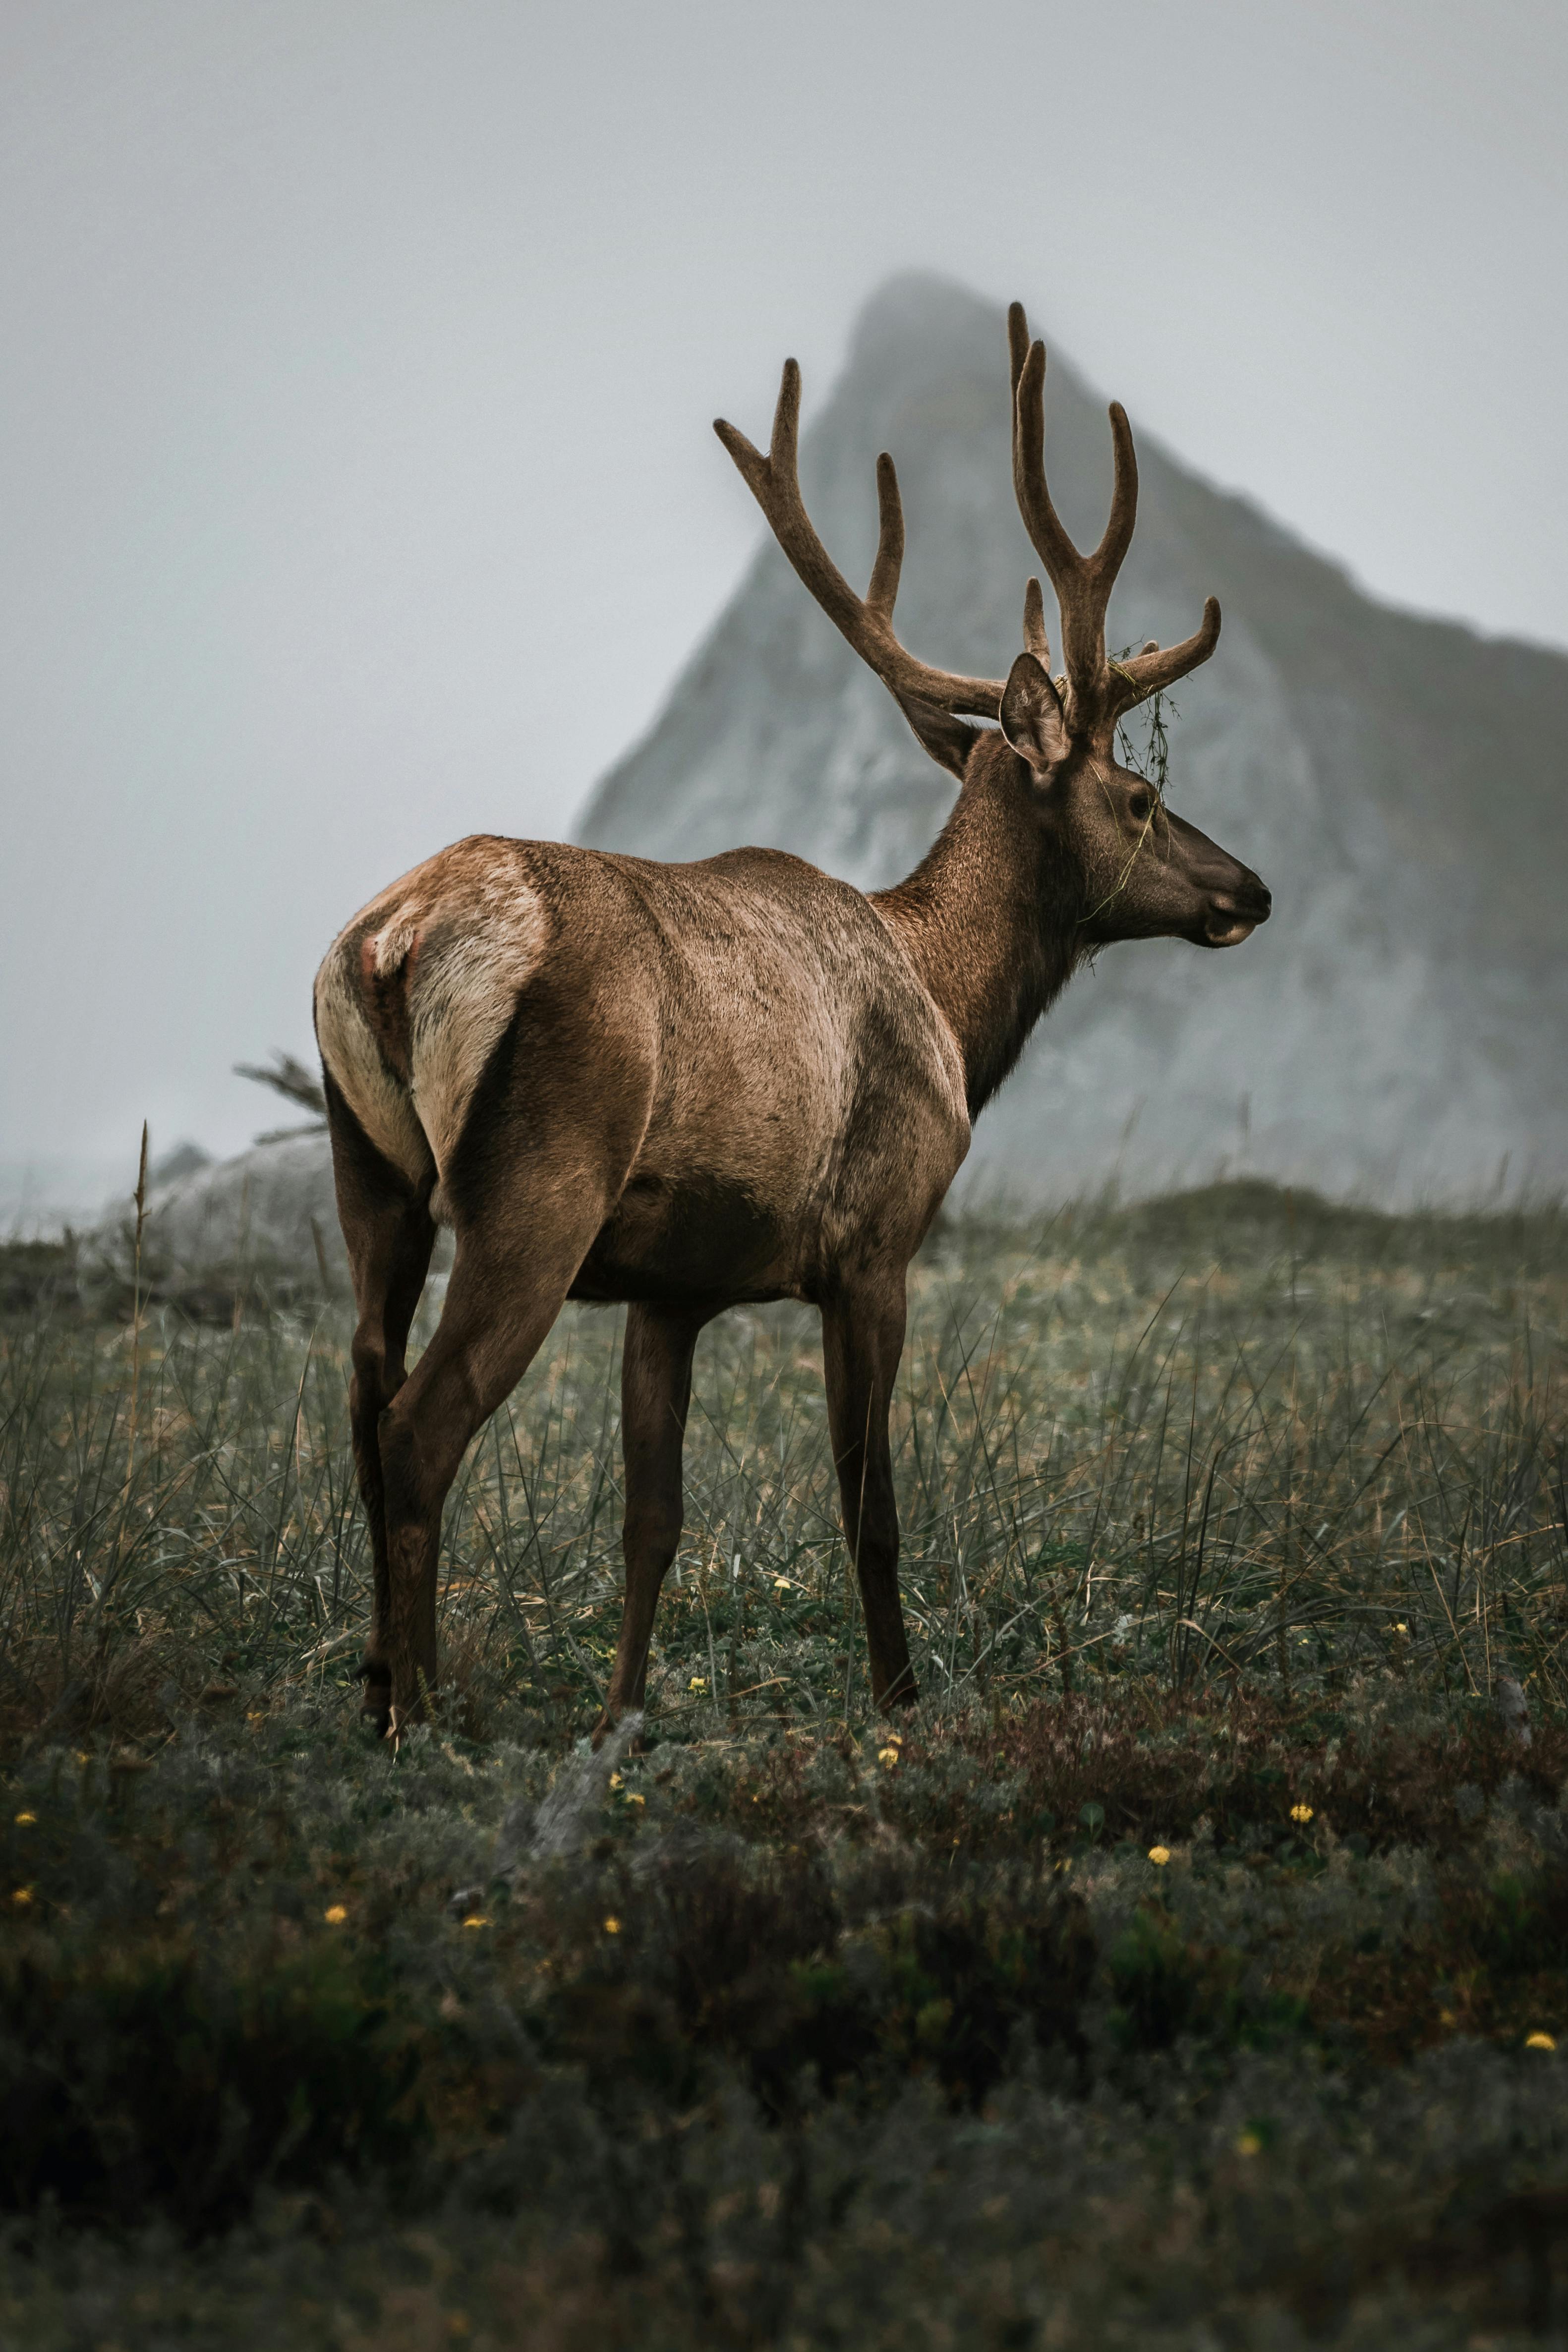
[88,1127,454,1310]
[89,1131,346,1301]
[1496,1676,1532,1748]
[146,1141,213,1188]
[579,273,1568,1207]
[472,1712,646,1906]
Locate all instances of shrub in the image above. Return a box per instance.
[0,1933,424,2231]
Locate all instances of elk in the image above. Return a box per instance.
[314,302,1271,1742]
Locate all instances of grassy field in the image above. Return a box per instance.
[2,1179,1568,2347]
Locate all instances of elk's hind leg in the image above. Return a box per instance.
[373,1171,618,1735]
[821,1270,916,1712]
[595,1303,707,1745]
[325,1076,437,1735]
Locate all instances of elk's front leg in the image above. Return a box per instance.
[595,1304,705,1745]
[821,1272,915,1711]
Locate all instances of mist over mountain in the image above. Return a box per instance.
[580,275,1568,1205]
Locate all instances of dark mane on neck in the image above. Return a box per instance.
[873,734,1083,1116]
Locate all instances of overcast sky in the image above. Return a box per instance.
[3,0,1566,1205]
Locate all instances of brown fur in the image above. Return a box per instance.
[316,307,1271,1738]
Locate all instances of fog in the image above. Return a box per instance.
[2,0,1565,1213]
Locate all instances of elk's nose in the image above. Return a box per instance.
[1200,868,1272,950]
[1217,871,1271,923]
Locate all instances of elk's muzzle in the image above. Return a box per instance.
[1201,872,1273,948]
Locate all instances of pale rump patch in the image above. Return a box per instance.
[314,947,429,1186]
[315,840,551,1194]
[408,917,541,1175]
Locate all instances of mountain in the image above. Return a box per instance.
[579,275,1568,1205]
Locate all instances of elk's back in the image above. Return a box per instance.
[314,836,969,1297]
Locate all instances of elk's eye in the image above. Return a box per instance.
[1127,792,1154,823]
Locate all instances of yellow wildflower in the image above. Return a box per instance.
[323,1904,348,1926]
[1235,2132,1262,2158]
[11,1886,33,1907]
[14,1811,36,1826]
[878,1747,901,1770]
[461,1914,490,1931]
[688,1676,707,1691]
[1290,1804,1314,1825]
[625,1791,645,1806]
[1525,2031,1557,2052]
[603,1916,621,1935]
[608,1772,622,1788]
[1148,1846,1171,1866]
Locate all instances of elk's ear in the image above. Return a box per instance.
[895,692,979,780]
[999,651,1070,775]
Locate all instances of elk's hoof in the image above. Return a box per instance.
[353,1657,393,1740]
[591,1708,647,1755]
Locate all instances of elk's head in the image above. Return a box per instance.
[714,302,1270,958]
[991,304,1269,954]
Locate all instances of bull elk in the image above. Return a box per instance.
[315,302,1271,1741]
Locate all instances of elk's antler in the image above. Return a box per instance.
[1008,302,1220,742]
[715,361,1006,721]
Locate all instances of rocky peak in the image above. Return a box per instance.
[579,274,1568,1205]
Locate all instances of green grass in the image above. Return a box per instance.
[2,1181,1567,2347]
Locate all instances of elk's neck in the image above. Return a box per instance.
[872,747,1081,1116]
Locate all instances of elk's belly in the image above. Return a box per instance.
[569,1169,801,1308]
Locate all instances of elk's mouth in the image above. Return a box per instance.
[1200,883,1272,949]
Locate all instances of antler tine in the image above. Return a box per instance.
[1007,300,1031,407]
[715,361,1005,720]
[1105,597,1222,722]
[769,353,802,474]
[1021,576,1051,668]
[1011,334,1081,590]
[866,453,904,620]
[1098,402,1139,583]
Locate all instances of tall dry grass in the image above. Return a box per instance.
[1,1179,1562,1748]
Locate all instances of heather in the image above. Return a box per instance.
[2,1180,1567,2347]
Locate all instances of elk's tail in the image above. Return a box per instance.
[313,849,549,1215]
